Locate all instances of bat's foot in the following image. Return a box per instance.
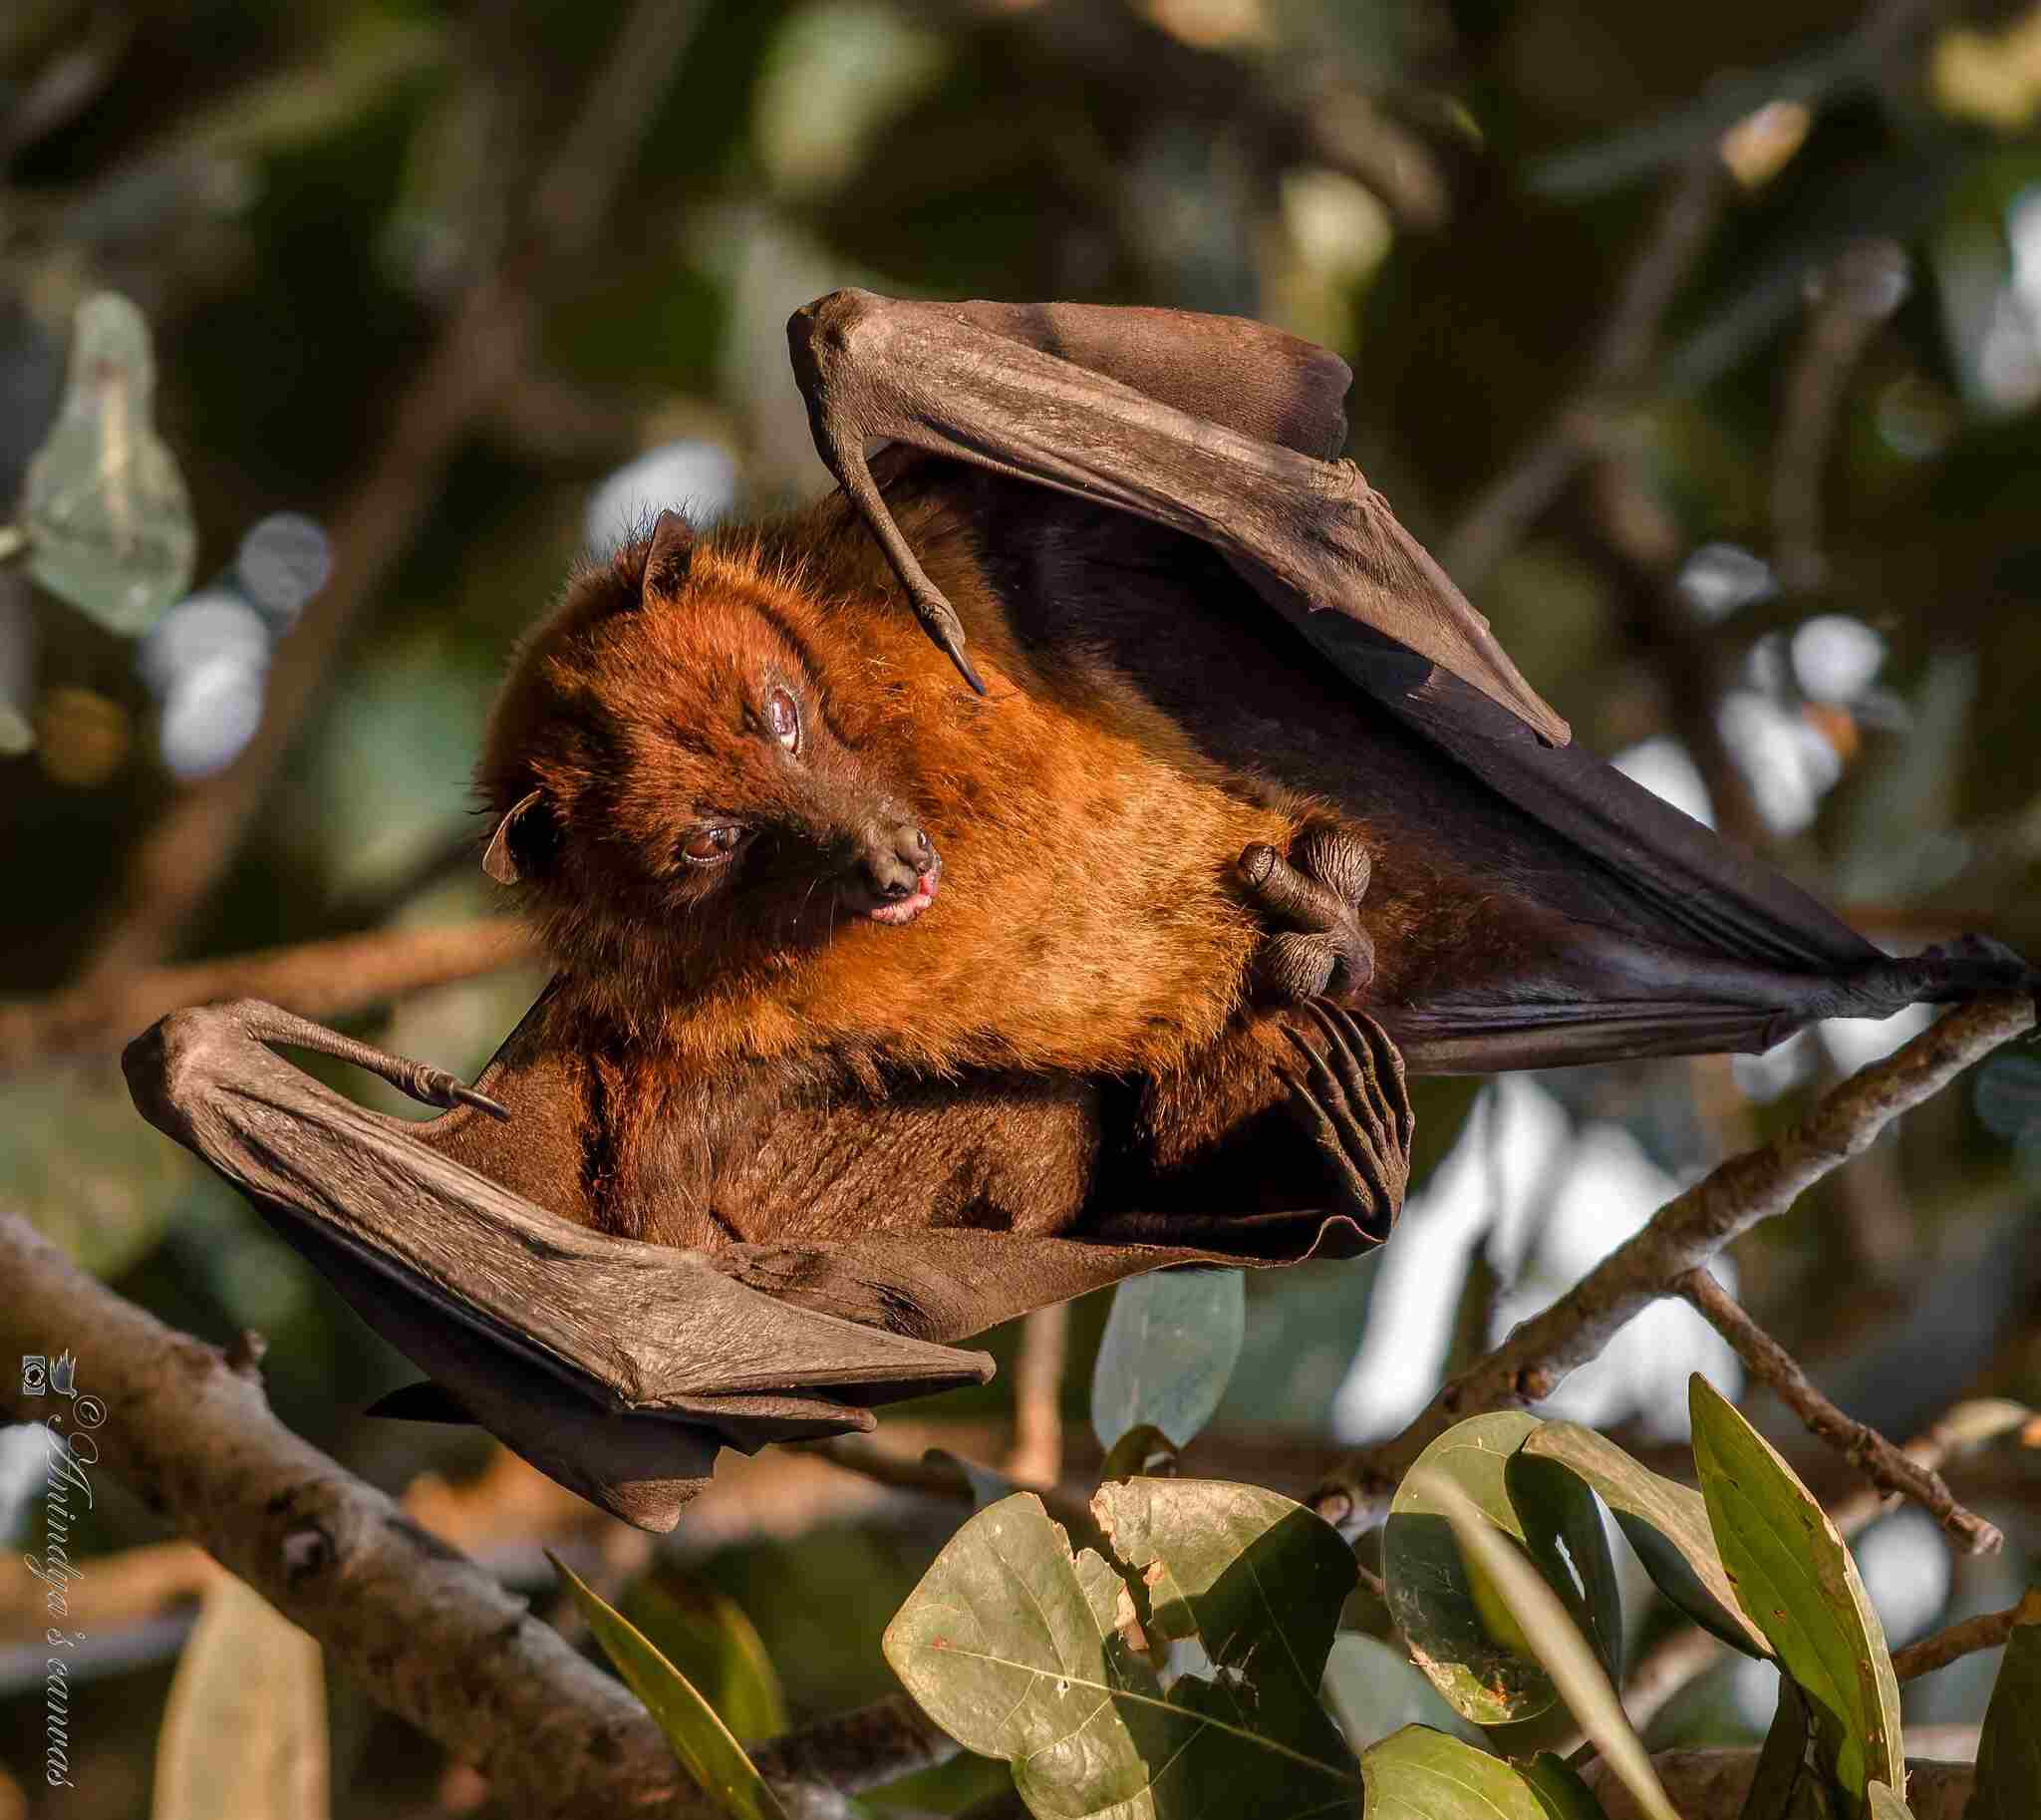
[1270,999,1410,1241]
[1239,820,1375,1003]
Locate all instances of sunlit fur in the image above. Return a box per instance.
[478,488,1314,1087]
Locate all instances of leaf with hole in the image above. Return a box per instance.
[1383,1412,1555,1724]
[1091,1267,1244,1451]
[553,1553,787,1820]
[1360,1725,1547,1819]
[1687,1375,1901,1809]
[1523,1418,1768,1657]
[1319,1633,1488,1756]
[883,1483,1358,1819]
[23,293,195,635]
[1417,1470,1680,1820]
[1969,1592,2041,1820]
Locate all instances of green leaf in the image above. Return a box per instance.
[883,1484,1359,1819]
[1969,1593,2041,1820]
[1415,1470,1681,1820]
[1091,1268,1245,1451]
[1523,1419,1769,1657]
[152,1573,327,1819]
[1687,1375,1902,1810]
[621,1572,788,1744]
[1360,1725,1547,1819]
[1744,1678,1843,1820]
[1519,1751,1613,1820]
[23,293,195,635]
[1867,1783,1913,1819]
[552,1553,788,1820]
[1319,1633,1488,1756]
[1507,1442,1626,1682]
[1383,1412,1556,1724]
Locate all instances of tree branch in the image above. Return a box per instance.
[0,918,533,1075]
[1622,1393,2029,1727]
[0,1213,950,1817]
[1676,1265,2001,1554]
[1893,1589,2041,1682]
[1317,992,2036,1524]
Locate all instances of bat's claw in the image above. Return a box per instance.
[405,1064,509,1120]
[912,582,988,695]
[1240,820,1375,1004]
[453,1083,514,1122]
[1271,999,1410,1241]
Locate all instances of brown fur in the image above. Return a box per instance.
[461,481,1408,1250]
[481,491,1322,1070]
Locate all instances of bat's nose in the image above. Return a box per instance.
[862,823,935,900]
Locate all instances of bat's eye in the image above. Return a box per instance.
[682,824,744,865]
[764,686,800,754]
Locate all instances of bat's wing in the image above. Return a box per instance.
[789,290,2034,1070]
[790,290,1567,743]
[122,999,994,1531]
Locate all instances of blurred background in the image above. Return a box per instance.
[4,0,2041,1812]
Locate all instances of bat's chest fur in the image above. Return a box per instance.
[480,487,1412,1252]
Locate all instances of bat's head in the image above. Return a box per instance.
[479,510,942,999]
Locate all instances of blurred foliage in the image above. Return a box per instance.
[4,0,2041,1814]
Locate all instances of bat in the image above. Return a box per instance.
[124,292,2030,1529]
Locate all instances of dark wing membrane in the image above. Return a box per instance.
[798,290,2031,1071]
[789,288,1569,742]
[122,1001,994,1530]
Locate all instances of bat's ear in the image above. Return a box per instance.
[642,507,695,598]
[482,786,550,885]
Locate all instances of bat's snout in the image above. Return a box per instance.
[845,822,940,925]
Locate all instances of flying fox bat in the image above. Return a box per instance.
[125,290,2030,1530]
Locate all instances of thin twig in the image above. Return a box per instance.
[0,917,534,1075]
[1316,993,2036,1527]
[1623,1394,2030,1727]
[0,1212,949,1814]
[1893,1590,2040,1682]
[1005,1302,1070,1489]
[1676,1266,2001,1554]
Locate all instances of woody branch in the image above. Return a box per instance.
[1316,991,2038,1525]
[1676,1263,2000,1553]
[0,918,533,1076]
[0,1213,953,1819]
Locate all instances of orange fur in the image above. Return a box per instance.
[480,491,1310,1086]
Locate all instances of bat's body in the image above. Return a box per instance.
[125,292,2031,1528]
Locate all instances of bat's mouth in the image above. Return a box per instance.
[862,862,939,925]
